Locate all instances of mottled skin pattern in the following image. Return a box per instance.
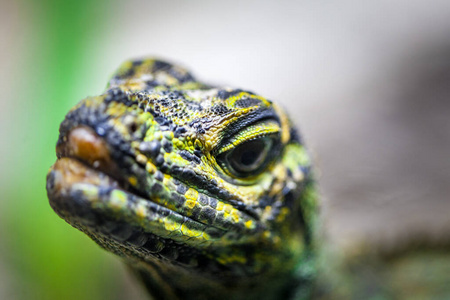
[46,58,318,300]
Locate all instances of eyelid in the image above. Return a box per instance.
[217,120,281,155]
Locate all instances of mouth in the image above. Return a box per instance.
[46,126,264,261]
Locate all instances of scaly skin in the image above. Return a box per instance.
[46,58,318,300]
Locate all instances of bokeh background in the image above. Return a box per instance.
[1,0,449,299]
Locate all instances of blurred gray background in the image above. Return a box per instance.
[1,0,449,299]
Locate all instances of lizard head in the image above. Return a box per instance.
[46,58,317,296]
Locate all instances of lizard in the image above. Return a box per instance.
[46,58,318,300]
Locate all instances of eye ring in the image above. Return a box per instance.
[217,135,280,178]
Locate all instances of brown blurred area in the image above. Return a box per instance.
[318,29,450,252]
[313,30,450,299]
[1,0,449,299]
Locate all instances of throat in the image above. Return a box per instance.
[129,254,314,300]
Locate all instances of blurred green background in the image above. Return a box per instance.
[1,1,143,299]
[2,0,450,299]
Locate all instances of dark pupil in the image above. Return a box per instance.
[240,149,259,166]
[229,139,270,174]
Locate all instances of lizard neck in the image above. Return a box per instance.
[131,259,313,300]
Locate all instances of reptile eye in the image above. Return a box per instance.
[218,136,279,178]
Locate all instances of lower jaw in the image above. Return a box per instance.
[47,158,223,271]
[45,159,288,277]
[47,158,228,249]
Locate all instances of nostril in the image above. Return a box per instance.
[129,122,138,133]
[122,114,139,134]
